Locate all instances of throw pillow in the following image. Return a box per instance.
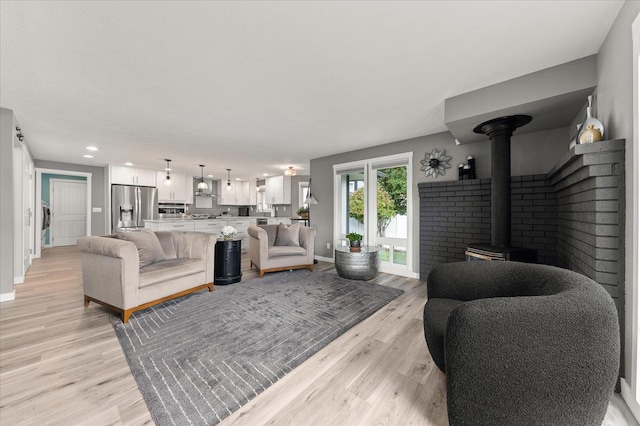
[274,223,300,247]
[115,228,166,267]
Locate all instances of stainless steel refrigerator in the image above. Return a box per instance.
[111,185,158,231]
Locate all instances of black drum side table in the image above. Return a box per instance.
[214,238,242,285]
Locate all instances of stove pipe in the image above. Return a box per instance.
[473,115,532,248]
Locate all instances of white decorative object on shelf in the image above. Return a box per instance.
[578,95,604,144]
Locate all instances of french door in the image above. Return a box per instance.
[334,152,413,276]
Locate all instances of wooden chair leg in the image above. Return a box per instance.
[309,264,314,272]
[207,283,214,292]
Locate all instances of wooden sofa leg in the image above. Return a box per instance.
[207,282,214,292]
[122,310,133,323]
[259,270,265,278]
[84,295,90,308]
[309,264,314,272]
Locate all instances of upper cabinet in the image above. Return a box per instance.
[219,180,252,205]
[264,176,291,205]
[156,172,191,203]
[111,166,157,187]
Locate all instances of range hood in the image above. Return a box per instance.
[194,178,218,197]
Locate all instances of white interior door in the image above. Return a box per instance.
[23,150,33,272]
[51,180,87,246]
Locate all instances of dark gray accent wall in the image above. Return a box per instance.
[310,127,568,269]
[419,173,558,280]
[549,140,625,315]
[593,0,639,381]
[0,109,15,296]
[33,160,108,236]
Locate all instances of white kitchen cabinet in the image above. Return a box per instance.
[227,218,251,251]
[219,180,252,205]
[250,182,258,205]
[111,166,157,187]
[219,180,237,205]
[146,221,195,232]
[237,181,251,205]
[194,220,226,236]
[264,176,291,205]
[267,218,291,225]
[156,172,190,203]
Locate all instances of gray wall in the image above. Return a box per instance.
[33,160,108,236]
[0,109,16,297]
[310,127,568,271]
[593,0,640,389]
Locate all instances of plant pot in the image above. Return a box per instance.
[349,240,361,252]
[299,213,309,219]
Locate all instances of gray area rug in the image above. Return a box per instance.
[111,269,403,426]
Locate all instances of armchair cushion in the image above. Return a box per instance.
[274,223,300,247]
[115,228,165,267]
[268,246,307,258]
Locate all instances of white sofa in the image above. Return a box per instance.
[77,230,216,322]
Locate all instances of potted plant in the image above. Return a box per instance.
[220,225,237,240]
[297,206,309,219]
[346,232,363,252]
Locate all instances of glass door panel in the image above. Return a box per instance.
[373,165,408,267]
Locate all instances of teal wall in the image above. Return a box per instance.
[42,174,86,245]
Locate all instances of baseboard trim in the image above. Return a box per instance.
[0,290,16,302]
[315,255,334,263]
[378,266,419,279]
[621,378,640,423]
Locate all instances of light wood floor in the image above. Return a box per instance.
[0,246,637,426]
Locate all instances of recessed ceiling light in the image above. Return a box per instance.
[263,173,269,176]
[86,146,98,151]
[207,174,213,178]
[125,162,133,166]
[83,154,93,159]
[236,178,240,181]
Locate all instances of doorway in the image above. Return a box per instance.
[334,152,413,277]
[50,179,87,246]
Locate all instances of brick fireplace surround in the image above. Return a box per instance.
[419,139,626,323]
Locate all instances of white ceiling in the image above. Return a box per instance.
[0,1,624,180]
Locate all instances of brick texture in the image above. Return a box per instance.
[419,139,625,312]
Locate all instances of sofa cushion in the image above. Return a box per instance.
[115,228,166,267]
[423,298,465,372]
[274,223,300,247]
[139,258,204,288]
[268,246,307,258]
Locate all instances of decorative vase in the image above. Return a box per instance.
[578,95,604,144]
[349,240,361,252]
[579,124,602,144]
[300,213,309,219]
[224,236,234,240]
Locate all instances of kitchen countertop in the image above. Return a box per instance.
[145,218,254,223]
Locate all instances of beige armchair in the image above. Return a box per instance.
[77,230,216,322]
[248,224,315,277]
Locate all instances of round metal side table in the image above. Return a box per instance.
[334,245,379,280]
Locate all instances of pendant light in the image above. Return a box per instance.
[284,166,297,176]
[225,169,233,191]
[197,165,209,190]
[164,159,172,186]
[304,178,318,205]
[256,177,261,192]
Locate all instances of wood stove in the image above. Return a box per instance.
[466,115,537,262]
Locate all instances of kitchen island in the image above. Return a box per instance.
[144,217,291,251]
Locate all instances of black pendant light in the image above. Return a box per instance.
[164,159,172,186]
